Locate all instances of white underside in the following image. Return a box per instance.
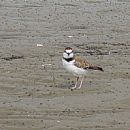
[62,59,86,77]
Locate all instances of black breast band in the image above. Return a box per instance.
[63,57,74,62]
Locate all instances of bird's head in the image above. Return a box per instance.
[63,47,74,59]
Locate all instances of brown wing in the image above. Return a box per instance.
[74,56,91,69]
[74,56,104,71]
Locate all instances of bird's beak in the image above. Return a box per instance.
[67,53,70,56]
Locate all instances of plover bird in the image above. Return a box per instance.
[62,47,104,90]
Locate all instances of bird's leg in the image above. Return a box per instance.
[71,77,79,90]
[77,76,84,89]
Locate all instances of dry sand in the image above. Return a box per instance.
[0,0,130,130]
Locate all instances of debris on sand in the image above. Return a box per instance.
[42,64,52,67]
[37,44,43,47]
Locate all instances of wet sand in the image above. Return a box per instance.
[0,0,130,130]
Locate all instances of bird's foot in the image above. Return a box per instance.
[77,85,82,89]
[71,86,77,91]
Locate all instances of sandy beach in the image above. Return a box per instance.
[0,0,130,129]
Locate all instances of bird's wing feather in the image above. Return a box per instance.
[74,56,91,69]
[74,56,104,71]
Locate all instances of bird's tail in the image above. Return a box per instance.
[88,66,104,71]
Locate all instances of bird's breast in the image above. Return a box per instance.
[62,59,86,76]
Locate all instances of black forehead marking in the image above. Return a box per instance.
[65,47,72,50]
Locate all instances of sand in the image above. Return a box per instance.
[0,0,130,130]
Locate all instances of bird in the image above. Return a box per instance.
[62,47,104,90]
